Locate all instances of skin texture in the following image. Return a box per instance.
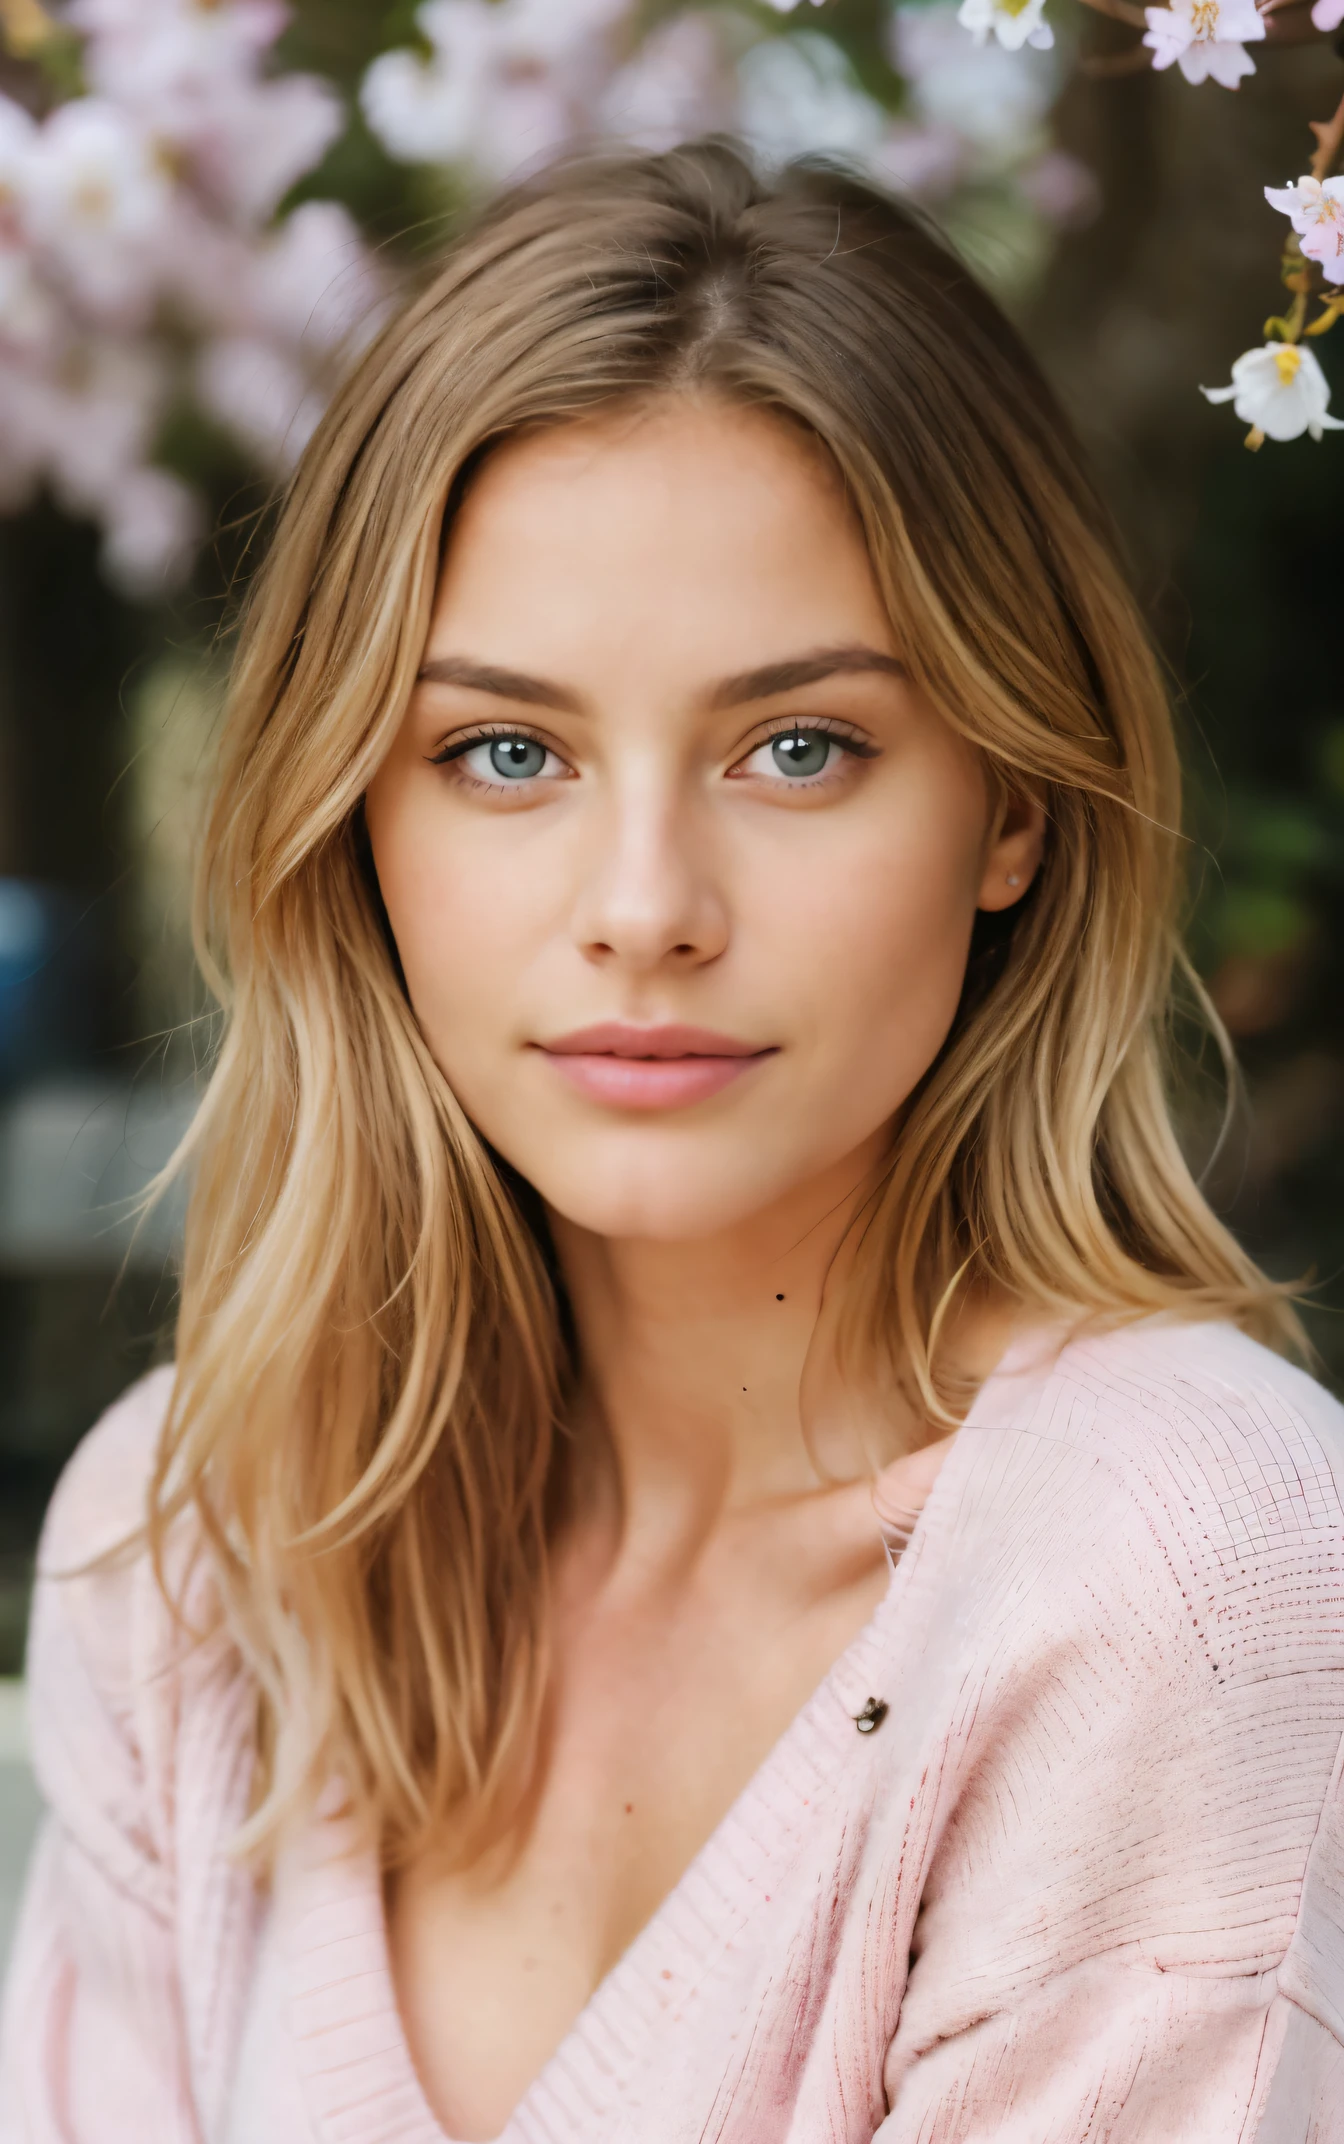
[364,396,1043,2141]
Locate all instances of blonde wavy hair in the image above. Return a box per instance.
[150,139,1295,1867]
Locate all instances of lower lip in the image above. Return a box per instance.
[539,1051,771,1110]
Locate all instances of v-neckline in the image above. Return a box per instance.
[282,1345,1035,2144]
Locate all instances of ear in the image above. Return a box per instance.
[976,788,1046,914]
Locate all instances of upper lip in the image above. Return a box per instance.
[537,1023,773,1059]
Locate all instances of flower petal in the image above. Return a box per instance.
[1176,40,1216,80]
[1201,37,1257,84]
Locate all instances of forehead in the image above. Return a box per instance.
[426,397,895,690]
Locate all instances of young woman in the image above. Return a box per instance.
[2,141,1341,2143]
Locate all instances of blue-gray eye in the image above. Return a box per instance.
[771,731,832,777]
[489,736,547,778]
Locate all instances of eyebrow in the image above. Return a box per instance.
[415,643,907,714]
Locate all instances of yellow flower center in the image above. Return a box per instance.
[1273,345,1303,386]
[998,0,1035,16]
[73,178,112,223]
[1189,0,1220,38]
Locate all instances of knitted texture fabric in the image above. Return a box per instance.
[2,1319,1343,2141]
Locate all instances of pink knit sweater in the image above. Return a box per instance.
[3,1319,1344,2141]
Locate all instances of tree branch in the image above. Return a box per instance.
[1309,84,1344,181]
[1079,43,1156,72]
[1074,0,1151,32]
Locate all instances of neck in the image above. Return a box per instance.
[548,1134,895,1572]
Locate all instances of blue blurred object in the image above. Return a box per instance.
[0,881,99,1090]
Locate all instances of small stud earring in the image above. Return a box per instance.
[1006,873,1021,887]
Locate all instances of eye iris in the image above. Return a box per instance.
[771,731,830,777]
[489,736,545,779]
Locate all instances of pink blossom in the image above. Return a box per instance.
[871,122,968,198]
[1019,148,1101,227]
[599,15,737,150]
[100,464,200,595]
[362,0,629,179]
[1265,175,1344,285]
[73,0,289,113]
[189,73,344,222]
[249,201,384,354]
[0,248,57,351]
[195,335,322,467]
[1143,0,1265,85]
[24,101,175,324]
[1311,0,1344,27]
[0,0,380,591]
[37,342,170,517]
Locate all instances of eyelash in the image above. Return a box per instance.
[427,716,880,789]
[742,716,880,777]
[428,724,545,767]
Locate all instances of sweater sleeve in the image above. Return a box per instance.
[873,1342,1344,2142]
[0,1369,204,2144]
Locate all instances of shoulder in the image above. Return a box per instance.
[37,1361,177,1574]
[930,1319,1344,1709]
[25,1368,186,1865]
[982,1318,1344,1574]
[887,1326,1344,2041]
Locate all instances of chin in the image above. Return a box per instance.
[516,1144,795,1244]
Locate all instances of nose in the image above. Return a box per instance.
[568,775,729,975]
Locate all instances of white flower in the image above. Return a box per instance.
[1142,0,1264,87]
[1264,176,1344,287]
[1311,0,1344,26]
[599,14,737,151]
[760,0,830,10]
[1201,342,1344,442]
[24,100,173,320]
[956,0,1054,55]
[737,32,888,164]
[894,2,1055,158]
[73,0,287,116]
[73,0,342,227]
[361,0,627,178]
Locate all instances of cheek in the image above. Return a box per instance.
[366,785,555,1059]
[769,803,985,1099]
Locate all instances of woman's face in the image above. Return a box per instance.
[365,398,1042,1242]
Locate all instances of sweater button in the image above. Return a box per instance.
[853,1696,888,1734]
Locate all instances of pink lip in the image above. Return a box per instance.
[535,1023,777,1111]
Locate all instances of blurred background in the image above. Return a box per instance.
[1,0,1342,1959]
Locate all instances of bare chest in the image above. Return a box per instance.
[386,1550,889,2140]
